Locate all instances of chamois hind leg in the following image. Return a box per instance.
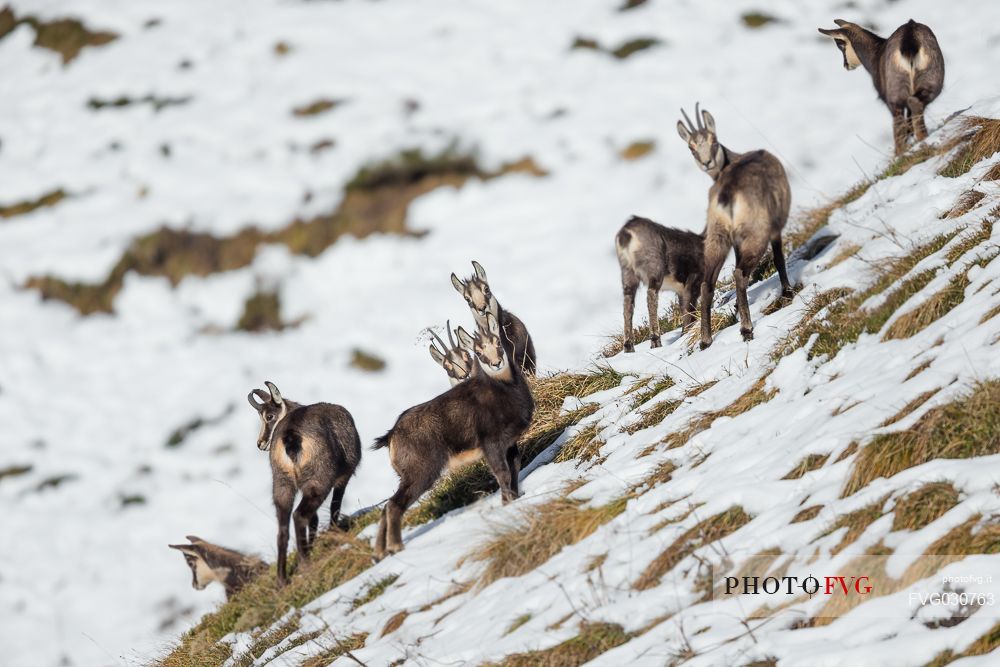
[483,442,516,503]
[383,471,437,557]
[621,269,639,353]
[328,474,350,531]
[308,513,319,551]
[891,105,911,155]
[273,482,295,586]
[908,97,928,142]
[734,246,765,342]
[505,444,521,498]
[292,483,326,564]
[771,238,793,300]
[699,239,728,349]
[646,278,663,348]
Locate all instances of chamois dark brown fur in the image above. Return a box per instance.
[818,19,944,155]
[677,103,792,349]
[616,215,704,352]
[248,381,361,584]
[168,536,266,598]
[452,260,537,375]
[372,312,534,559]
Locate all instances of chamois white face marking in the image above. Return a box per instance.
[248,382,287,451]
[677,106,724,176]
[835,37,861,70]
[474,314,507,374]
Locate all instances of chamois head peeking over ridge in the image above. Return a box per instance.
[428,320,478,385]
[676,102,725,179]
[168,536,265,599]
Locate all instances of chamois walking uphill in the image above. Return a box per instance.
[677,103,793,349]
[168,536,266,599]
[372,312,534,559]
[616,215,704,352]
[451,260,537,375]
[428,320,479,386]
[247,381,362,585]
[818,19,944,155]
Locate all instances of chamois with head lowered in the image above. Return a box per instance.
[247,381,361,585]
[372,312,534,559]
[428,320,480,385]
[168,536,266,598]
[818,19,944,155]
[452,260,536,375]
[616,215,704,352]
[677,103,792,349]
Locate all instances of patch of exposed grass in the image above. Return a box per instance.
[380,610,409,638]
[236,288,291,333]
[880,389,938,427]
[0,464,32,484]
[0,188,67,219]
[683,307,738,350]
[29,147,541,314]
[349,348,386,372]
[483,622,631,667]
[827,242,862,268]
[982,302,1000,325]
[467,494,627,588]
[505,614,532,636]
[792,505,822,523]
[741,12,780,28]
[945,216,996,264]
[403,369,621,526]
[883,270,969,341]
[602,304,684,357]
[350,574,399,610]
[785,180,870,250]
[892,482,959,532]
[555,422,603,464]
[570,35,661,59]
[944,190,986,219]
[782,454,829,480]
[844,380,1000,497]
[87,95,190,112]
[155,532,372,667]
[0,8,117,64]
[904,359,933,382]
[292,98,343,117]
[299,633,368,667]
[620,140,655,161]
[825,498,888,555]
[634,506,751,590]
[939,117,1000,178]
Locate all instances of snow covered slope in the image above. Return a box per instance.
[1,1,999,666]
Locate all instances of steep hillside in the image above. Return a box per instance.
[156,109,1000,666]
[2,1,1000,666]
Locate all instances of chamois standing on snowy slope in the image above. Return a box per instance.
[372,312,534,559]
[677,103,793,349]
[428,320,480,385]
[452,260,536,375]
[168,536,266,598]
[818,19,944,155]
[248,381,361,584]
[616,215,704,352]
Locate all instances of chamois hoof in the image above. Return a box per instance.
[649,336,662,349]
[741,328,754,342]
[699,339,713,350]
[623,342,635,353]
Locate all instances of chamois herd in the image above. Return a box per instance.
[171,17,945,596]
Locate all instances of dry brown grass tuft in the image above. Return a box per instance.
[923,515,1000,557]
[904,359,933,382]
[291,98,342,117]
[982,302,1000,325]
[880,389,938,427]
[467,494,627,588]
[785,180,870,250]
[299,633,368,667]
[826,242,862,269]
[882,270,970,341]
[792,505,822,523]
[945,216,996,264]
[555,422,603,464]
[620,140,655,160]
[602,305,684,357]
[926,621,1000,666]
[380,611,409,638]
[834,442,859,463]
[844,380,1000,497]
[683,308,738,350]
[0,7,117,63]
[825,497,888,555]
[943,190,986,218]
[634,506,751,590]
[782,454,829,480]
[235,288,298,333]
[0,188,67,219]
[483,622,631,667]
[939,117,1000,178]
[891,482,959,532]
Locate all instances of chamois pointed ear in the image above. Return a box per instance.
[817,26,840,37]
[833,19,851,28]
[248,389,268,412]
[471,260,487,282]
[264,381,283,406]
[701,109,716,134]
[169,543,199,556]
[676,120,691,143]
[185,535,206,544]
[450,273,465,294]
[455,326,475,351]
[429,344,446,365]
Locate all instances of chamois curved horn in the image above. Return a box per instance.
[429,327,449,353]
[680,106,697,134]
[695,101,704,130]
[248,389,268,410]
[446,319,457,349]
[264,381,283,406]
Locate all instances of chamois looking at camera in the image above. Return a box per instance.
[428,320,480,386]
[616,215,704,352]
[168,536,265,599]
[247,381,361,585]
[677,103,792,349]
[372,312,534,559]
[452,260,536,375]
[818,19,944,155]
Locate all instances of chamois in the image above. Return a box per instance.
[818,19,944,155]
[676,103,792,349]
[451,260,537,375]
[247,381,361,584]
[372,312,534,559]
[615,215,704,352]
[168,536,265,598]
[428,320,479,385]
